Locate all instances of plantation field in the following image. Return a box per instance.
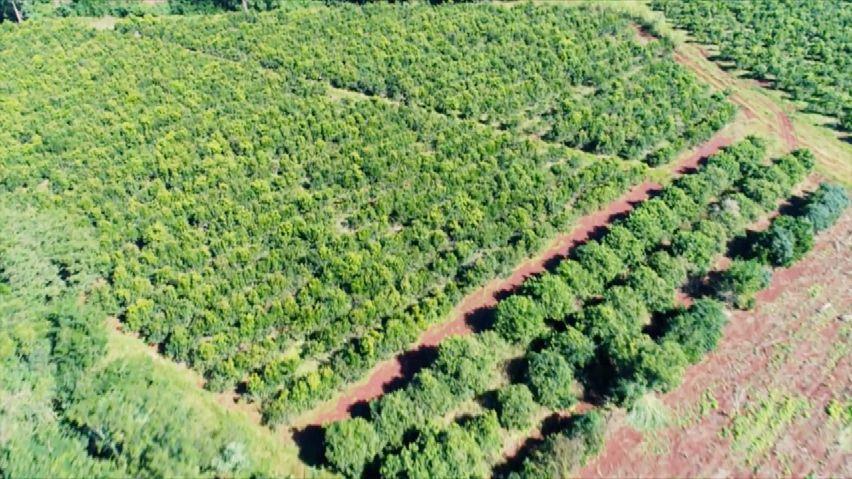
[315,133,850,477]
[0,2,736,427]
[652,0,852,133]
[1,2,850,478]
[121,2,734,164]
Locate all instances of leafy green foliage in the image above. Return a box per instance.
[379,421,490,479]
[526,350,578,410]
[654,0,852,130]
[662,299,728,364]
[754,216,814,267]
[124,2,733,162]
[546,326,596,370]
[804,183,849,232]
[495,384,538,431]
[716,259,772,309]
[494,294,548,345]
[324,417,382,477]
[510,410,606,479]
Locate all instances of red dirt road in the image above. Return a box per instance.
[579,214,852,478]
[307,133,734,426]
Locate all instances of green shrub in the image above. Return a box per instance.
[494,294,548,344]
[716,259,772,309]
[662,298,728,363]
[324,417,382,477]
[496,384,538,430]
[526,350,577,410]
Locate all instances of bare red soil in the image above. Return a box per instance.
[777,110,799,149]
[307,133,733,426]
[579,214,852,478]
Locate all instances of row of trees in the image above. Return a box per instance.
[654,0,852,131]
[0,20,648,423]
[122,2,734,162]
[515,179,848,478]
[320,138,822,477]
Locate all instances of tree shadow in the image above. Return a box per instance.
[465,304,496,333]
[292,425,325,468]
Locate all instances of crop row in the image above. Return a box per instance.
[0,21,649,422]
[320,138,824,477]
[121,2,734,163]
[513,179,848,478]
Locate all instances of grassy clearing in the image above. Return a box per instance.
[103,319,328,479]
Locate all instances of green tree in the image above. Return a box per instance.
[496,384,537,430]
[494,294,548,344]
[380,423,488,479]
[755,215,813,267]
[716,259,772,309]
[547,326,595,369]
[804,182,848,231]
[522,273,578,321]
[661,298,728,363]
[324,417,382,477]
[526,350,577,410]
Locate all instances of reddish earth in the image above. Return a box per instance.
[579,213,852,478]
[777,110,799,149]
[307,133,734,426]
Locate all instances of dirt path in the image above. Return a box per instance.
[579,214,852,478]
[302,132,734,427]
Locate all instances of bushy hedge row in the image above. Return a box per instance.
[516,181,847,479]
[750,183,849,267]
[322,139,818,477]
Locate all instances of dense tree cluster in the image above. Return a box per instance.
[653,0,852,131]
[322,138,825,477]
[122,2,733,162]
[0,21,650,422]
[0,195,296,477]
